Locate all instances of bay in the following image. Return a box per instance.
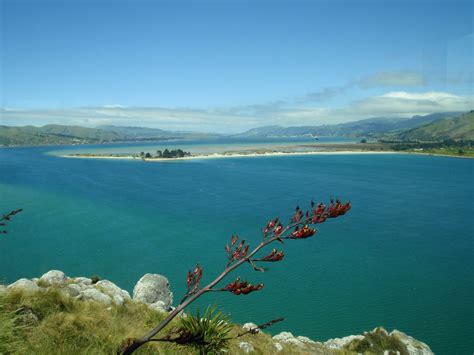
[0,140,472,354]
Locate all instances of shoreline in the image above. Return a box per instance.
[57,149,473,161]
[58,150,398,162]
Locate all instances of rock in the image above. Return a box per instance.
[390,330,433,355]
[297,335,316,344]
[272,331,295,342]
[113,294,125,306]
[273,342,283,352]
[285,338,305,347]
[0,285,7,295]
[39,270,67,286]
[149,300,167,313]
[15,307,39,325]
[95,280,131,300]
[133,274,173,310]
[74,277,92,286]
[272,332,304,347]
[238,341,254,353]
[242,322,259,333]
[8,278,41,292]
[63,284,81,297]
[80,288,112,305]
[324,335,365,349]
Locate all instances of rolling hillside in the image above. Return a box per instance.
[235,112,462,138]
[397,111,474,141]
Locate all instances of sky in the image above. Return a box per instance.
[0,0,473,133]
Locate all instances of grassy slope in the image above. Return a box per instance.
[0,125,119,146]
[0,288,341,355]
[397,111,474,141]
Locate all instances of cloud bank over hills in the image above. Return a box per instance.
[2,91,472,133]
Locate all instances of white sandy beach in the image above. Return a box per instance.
[59,150,398,162]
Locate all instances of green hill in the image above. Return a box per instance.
[0,125,219,146]
[234,112,461,138]
[397,111,474,141]
[0,125,120,146]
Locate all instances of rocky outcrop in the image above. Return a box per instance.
[7,278,41,292]
[5,270,170,311]
[238,341,255,353]
[2,271,434,354]
[133,273,173,311]
[322,327,434,355]
[324,334,365,349]
[391,330,433,355]
[242,322,259,333]
[39,270,67,285]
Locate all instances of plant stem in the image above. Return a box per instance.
[119,218,310,354]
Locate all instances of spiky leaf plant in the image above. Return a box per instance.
[178,306,233,354]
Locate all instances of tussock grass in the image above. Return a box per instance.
[0,288,402,354]
[0,288,307,354]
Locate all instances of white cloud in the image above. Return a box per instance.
[1,91,472,132]
[352,91,473,117]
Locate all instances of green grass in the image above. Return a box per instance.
[0,287,419,354]
[0,288,332,354]
[407,147,474,157]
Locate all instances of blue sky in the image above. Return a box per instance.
[1,0,473,132]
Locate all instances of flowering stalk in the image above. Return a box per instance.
[0,208,23,234]
[118,199,351,354]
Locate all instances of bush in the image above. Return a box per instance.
[178,306,233,354]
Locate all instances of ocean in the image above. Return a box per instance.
[0,139,472,354]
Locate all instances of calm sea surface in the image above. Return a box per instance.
[0,139,472,354]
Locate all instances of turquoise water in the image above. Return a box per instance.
[0,141,473,354]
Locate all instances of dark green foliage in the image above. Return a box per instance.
[90,275,101,284]
[140,149,191,159]
[390,139,473,151]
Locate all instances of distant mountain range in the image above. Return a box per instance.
[234,112,465,139]
[0,124,219,146]
[1,111,472,146]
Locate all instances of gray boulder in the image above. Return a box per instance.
[113,294,125,306]
[8,278,41,292]
[149,300,167,313]
[324,334,365,349]
[242,322,259,333]
[297,335,316,344]
[238,341,255,353]
[95,280,131,300]
[80,288,112,305]
[62,284,81,297]
[74,277,92,286]
[390,330,433,355]
[39,270,67,285]
[272,332,305,347]
[133,274,173,310]
[273,342,283,352]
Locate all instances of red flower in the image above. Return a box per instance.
[186,264,203,293]
[261,249,285,262]
[231,234,238,245]
[224,277,264,295]
[290,225,316,239]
